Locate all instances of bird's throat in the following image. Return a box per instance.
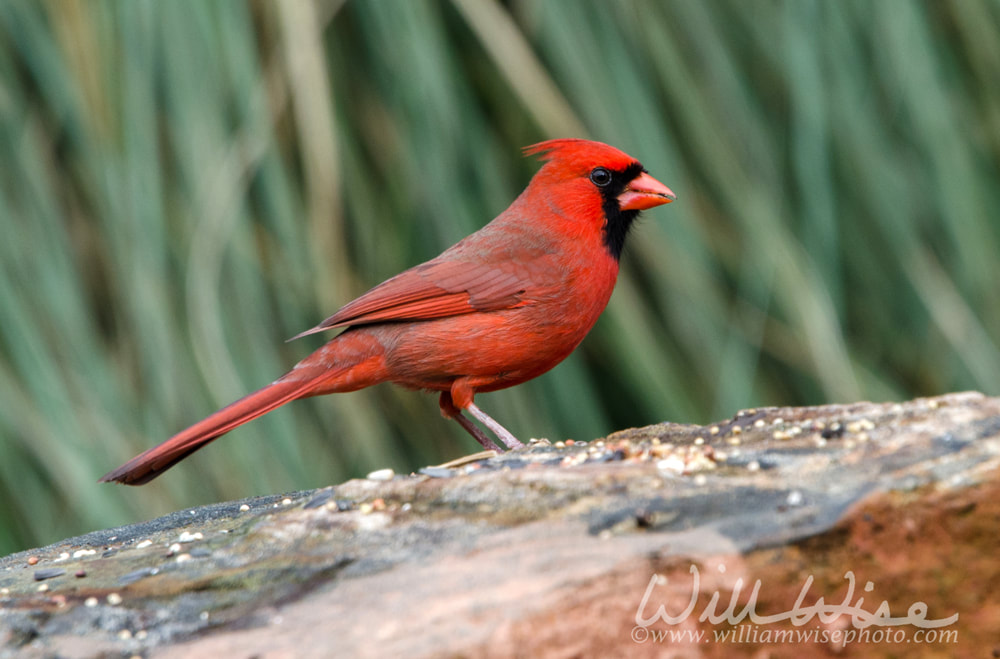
[602,206,640,261]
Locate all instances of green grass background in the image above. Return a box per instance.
[1,0,998,555]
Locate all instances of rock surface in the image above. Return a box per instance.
[1,392,997,658]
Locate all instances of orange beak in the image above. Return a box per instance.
[617,172,676,211]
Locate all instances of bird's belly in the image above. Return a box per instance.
[372,303,600,392]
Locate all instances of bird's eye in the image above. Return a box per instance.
[590,167,612,187]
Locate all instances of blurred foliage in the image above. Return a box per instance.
[0,0,998,555]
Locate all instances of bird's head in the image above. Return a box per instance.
[523,139,675,260]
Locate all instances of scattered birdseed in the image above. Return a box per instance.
[135,540,153,549]
[120,567,159,586]
[694,437,705,445]
[754,419,766,428]
[36,584,48,592]
[75,570,86,578]
[72,549,96,558]
[33,568,66,581]
[559,454,578,467]
[26,556,38,566]
[281,498,292,506]
[177,531,203,543]
[118,630,132,640]
[84,597,98,607]
[656,456,686,474]
[648,444,671,458]
[848,419,875,431]
[821,423,845,439]
[786,490,804,506]
[709,426,720,435]
[366,468,395,482]
[107,593,123,606]
[304,490,335,508]
[239,504,250,512]
[175,553,192,563]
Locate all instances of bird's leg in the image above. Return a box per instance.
[441,385,525,450]
[438,391,501,451]
[466,403,524,449]
[451,411,503,452]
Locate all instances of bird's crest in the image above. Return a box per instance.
[523,138,638,174]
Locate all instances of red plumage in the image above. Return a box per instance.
[101,139,675,485]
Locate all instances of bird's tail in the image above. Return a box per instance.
[100,331,389,485]
[99,378,316,485]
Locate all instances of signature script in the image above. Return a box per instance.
[635,566,958,629]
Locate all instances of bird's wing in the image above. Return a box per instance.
[289,259,532,340]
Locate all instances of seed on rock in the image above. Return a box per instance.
[33,568,66,581]
[366,468,395,482]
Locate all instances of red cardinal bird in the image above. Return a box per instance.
[101,139,675,485]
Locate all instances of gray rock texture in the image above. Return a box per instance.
[1,392,996,657]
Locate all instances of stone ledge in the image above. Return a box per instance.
[1,392,996,657]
